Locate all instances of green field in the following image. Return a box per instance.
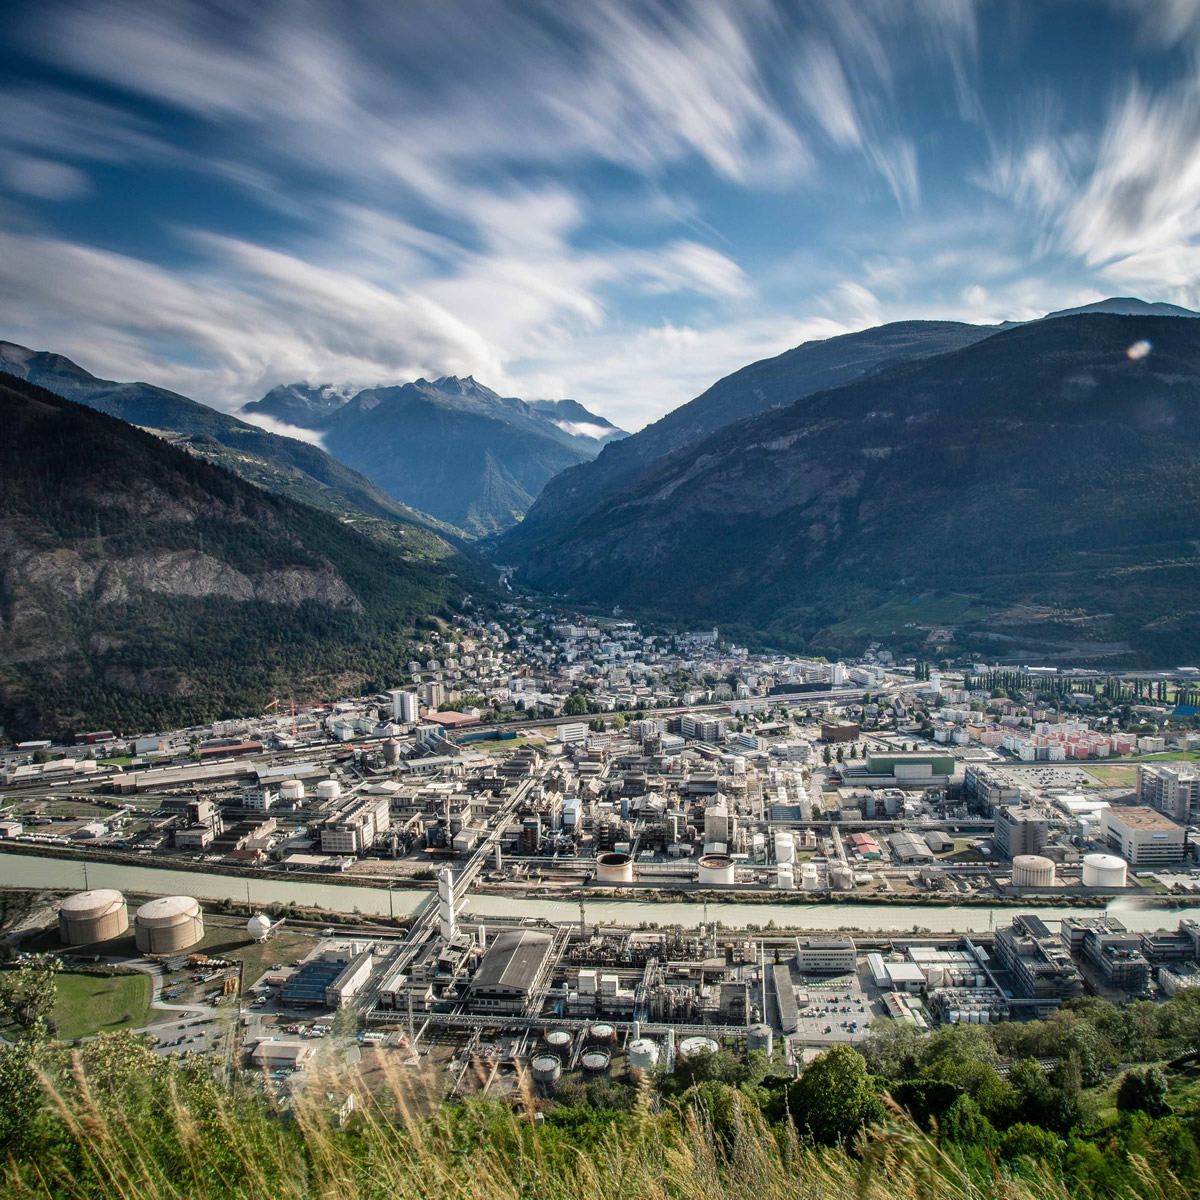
[53,971,154,1040]
[1083,764,1140,786]
[828,593,998,638]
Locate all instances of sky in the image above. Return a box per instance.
[3,1,1200,433]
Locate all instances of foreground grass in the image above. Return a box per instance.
[52,971,153,1039]
[2,1051,1195,1200]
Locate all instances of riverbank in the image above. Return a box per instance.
[5,846,1200,934]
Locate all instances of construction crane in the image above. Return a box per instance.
[263,697,297,735]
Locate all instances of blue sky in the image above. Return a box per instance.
[2,0,1200,433]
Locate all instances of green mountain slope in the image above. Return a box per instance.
[0,341,458,552]
[0,372,477,739]
[501,319,997,559]
[508,314,1200,664]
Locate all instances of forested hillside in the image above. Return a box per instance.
[0,373,479,739]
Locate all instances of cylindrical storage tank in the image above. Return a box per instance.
[382,738,401,765]
[831,865,854,890]
[580,1047,612,1074]
[1082,853,1128,888]
[774,831,796,865]
[697,853,736,886]
[279,779,305,802]
[595,852,635,884]
[679,1035,720,1059]
[247,914,272,942]
[1011,854,1056,888]
[628,1039,659,1071]
[544,1029,573,1057]
[134,895,204,954]
[800,863,821,891]
[59,889,128,945]
[589,1023,617,1045]
[775,863,795,890]
[747,1024,773,1056]
[315,779,341,801]
[530,1054,562,1089]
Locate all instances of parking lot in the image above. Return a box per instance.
[789,968,882,1046]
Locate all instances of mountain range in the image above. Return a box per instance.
[500,308,1200,665]
[242,376,625,536]
[0,341,458,558]
[0,371,476,739]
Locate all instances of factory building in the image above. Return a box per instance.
[993,806,1049,859]
[1102,806,1186,867]
[320,793,391,855]
[993,914,1083,1010]
[795,936,856,974]
[466,929,555,1014]
[1070,920,1151,995]
[1138,763,1200,825]
[963,765,1021,815]
[863,753,955,782]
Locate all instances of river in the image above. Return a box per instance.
[4,849,1200,933]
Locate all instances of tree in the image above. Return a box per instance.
[998,1122,1062,1167]
[836,747,844,763]
[564,693,588,716]
[780,1045,884,1146]
[1116,1066,1171,1117]
[822,746,832,766]
[939,1094,996,1148]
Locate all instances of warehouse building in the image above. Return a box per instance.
[466,929,555,1015]
[1102,806,1186,867]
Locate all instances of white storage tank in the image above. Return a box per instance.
[628,1038,659,1071]
[279,779,305,802]
[774,831,796,865]
[800,862,821,891]
[1082,853,1128,888]
[775,864,795,890]
[697,853,736,886]
[247,914,272,942]
[315,779,341,801]
[134,895,204,953]
[830,865,854,890]
[678,1035,720,1058]
[595,852,635,884]
[1011,855,1056,888]
[59,889,129,945]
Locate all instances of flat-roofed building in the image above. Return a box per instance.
[1102,806,1186,867]
[994,914,1084,1009]
[994,806,1049,859]
[1138,764,1200,824]
[795,936,856,974]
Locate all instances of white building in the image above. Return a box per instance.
[1102,806,1186,867]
